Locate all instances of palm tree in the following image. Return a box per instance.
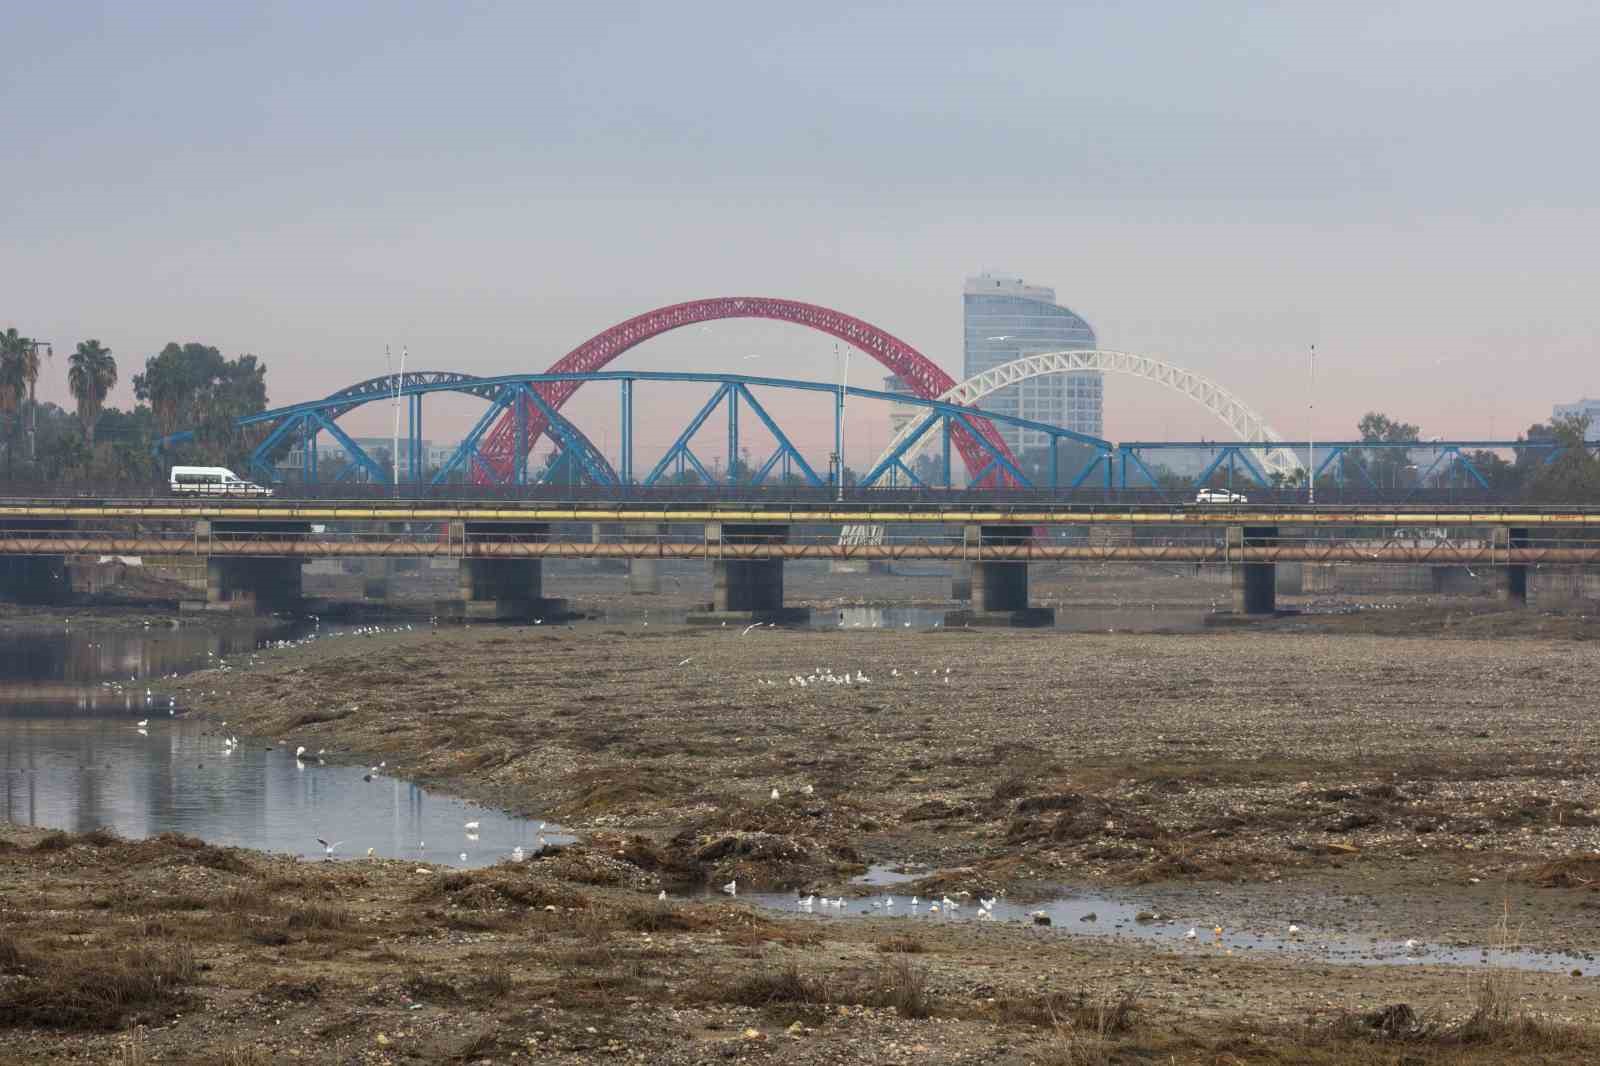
[67,340,118,447]
[0,328,32,465]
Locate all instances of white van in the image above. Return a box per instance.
[169,466,274,497]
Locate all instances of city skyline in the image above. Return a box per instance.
[962,272,1101,453]
[5,3,1599,467]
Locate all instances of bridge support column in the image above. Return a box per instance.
[950,562,972,601]
[945,525,1055,627]
[627,523,668,594]
[688,523,809,625]
[444,522,569,621]
[0,519,74,604]
[1431,565,1478,595]
[1229,525,1278,615]
[362,523,411,601]
[591,522,628,574]
[185,520,305,613]
[1495,527,1530,606]
[0,556,70,604]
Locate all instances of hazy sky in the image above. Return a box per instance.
[4,2,1598,468]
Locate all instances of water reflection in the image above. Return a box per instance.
[0,621,566,867]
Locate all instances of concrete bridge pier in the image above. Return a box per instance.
[1431,565,1478,595]
[362,522,410,601]
[591,522,629,574]
[1495,527,1531,606]
[201,557,304,611]
[627,523,669,594]
[945,525,1055,627]
[0,518,72,603]
[688,522,809,625]
[445,521,568,621]
[1229,525,1279,615]
[184,520,306,612]
[0,556,71,604]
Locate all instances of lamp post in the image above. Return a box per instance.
[835,343,851,503]
[1307,344,1316,505]
[391,346,407,493]
[27,340,51,463]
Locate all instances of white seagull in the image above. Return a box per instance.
[722,880,737,896]
[316,838,342,858]
[463,820,480,831]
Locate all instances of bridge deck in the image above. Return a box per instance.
[1,534,1596,564]
[3,497,1600,526]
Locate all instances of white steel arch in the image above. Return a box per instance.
[874,350,1303,479]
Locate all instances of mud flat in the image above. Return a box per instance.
[7,613,1600,1061]
[4,823,1600,1065]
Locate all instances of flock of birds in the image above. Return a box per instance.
[778,891,1003,918]
[309,816,552,866]
[751,665,955,689]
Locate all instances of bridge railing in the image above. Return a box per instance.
[5,523,1600,561]
[0,478,1569,508]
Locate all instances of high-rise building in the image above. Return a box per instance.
[963,273,1100,454]
[881,374,921,438]
[1553,398,1600,440]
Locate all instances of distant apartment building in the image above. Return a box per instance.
[282,438,456,479]
[1553,398,1600,439]
[963,273,1100,454]
[881,374,921,438]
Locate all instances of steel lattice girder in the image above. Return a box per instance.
[469,297,1020,487]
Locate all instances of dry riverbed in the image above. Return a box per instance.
[7,613,1600,1062]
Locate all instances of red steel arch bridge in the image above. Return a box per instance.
[156,297,1591,497]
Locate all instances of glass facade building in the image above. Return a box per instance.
[963,273,1100,453]
[1553,398,1600,440]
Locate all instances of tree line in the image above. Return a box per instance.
[0,330,272,482]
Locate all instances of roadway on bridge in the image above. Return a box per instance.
[3,496,1600,526]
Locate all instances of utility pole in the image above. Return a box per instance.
[27,341,51,463]
[1308,344,1316,505]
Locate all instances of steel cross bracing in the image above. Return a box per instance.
[1114,439,1588,493]
[466,297,1021,488]
[869,350,1303,481]
[223,370,1112,492]
[229,371,620,488]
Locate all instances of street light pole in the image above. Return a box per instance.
[392,346,407,492]
[836,344,852,502]
[1307,344,1316,505]
[27,341,51,463]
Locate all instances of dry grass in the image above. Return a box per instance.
[876,933,927,954]
[869,956,932,1019]
[0,940,197,1031]
[725,961,831,1008]
[0,931,24,973]
[619,900,703,933]
[283,903,353,932]
[1527,853,1600,888]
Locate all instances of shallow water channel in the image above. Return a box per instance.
[0,620,566,867]
[724,868,1600,977]
[7,613,1592,977]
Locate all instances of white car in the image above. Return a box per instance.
[170,466,275,497]
[1194,489,1248,504]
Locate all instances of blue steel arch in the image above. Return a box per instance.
[230,370,1115,490]
[235,371,619,487]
